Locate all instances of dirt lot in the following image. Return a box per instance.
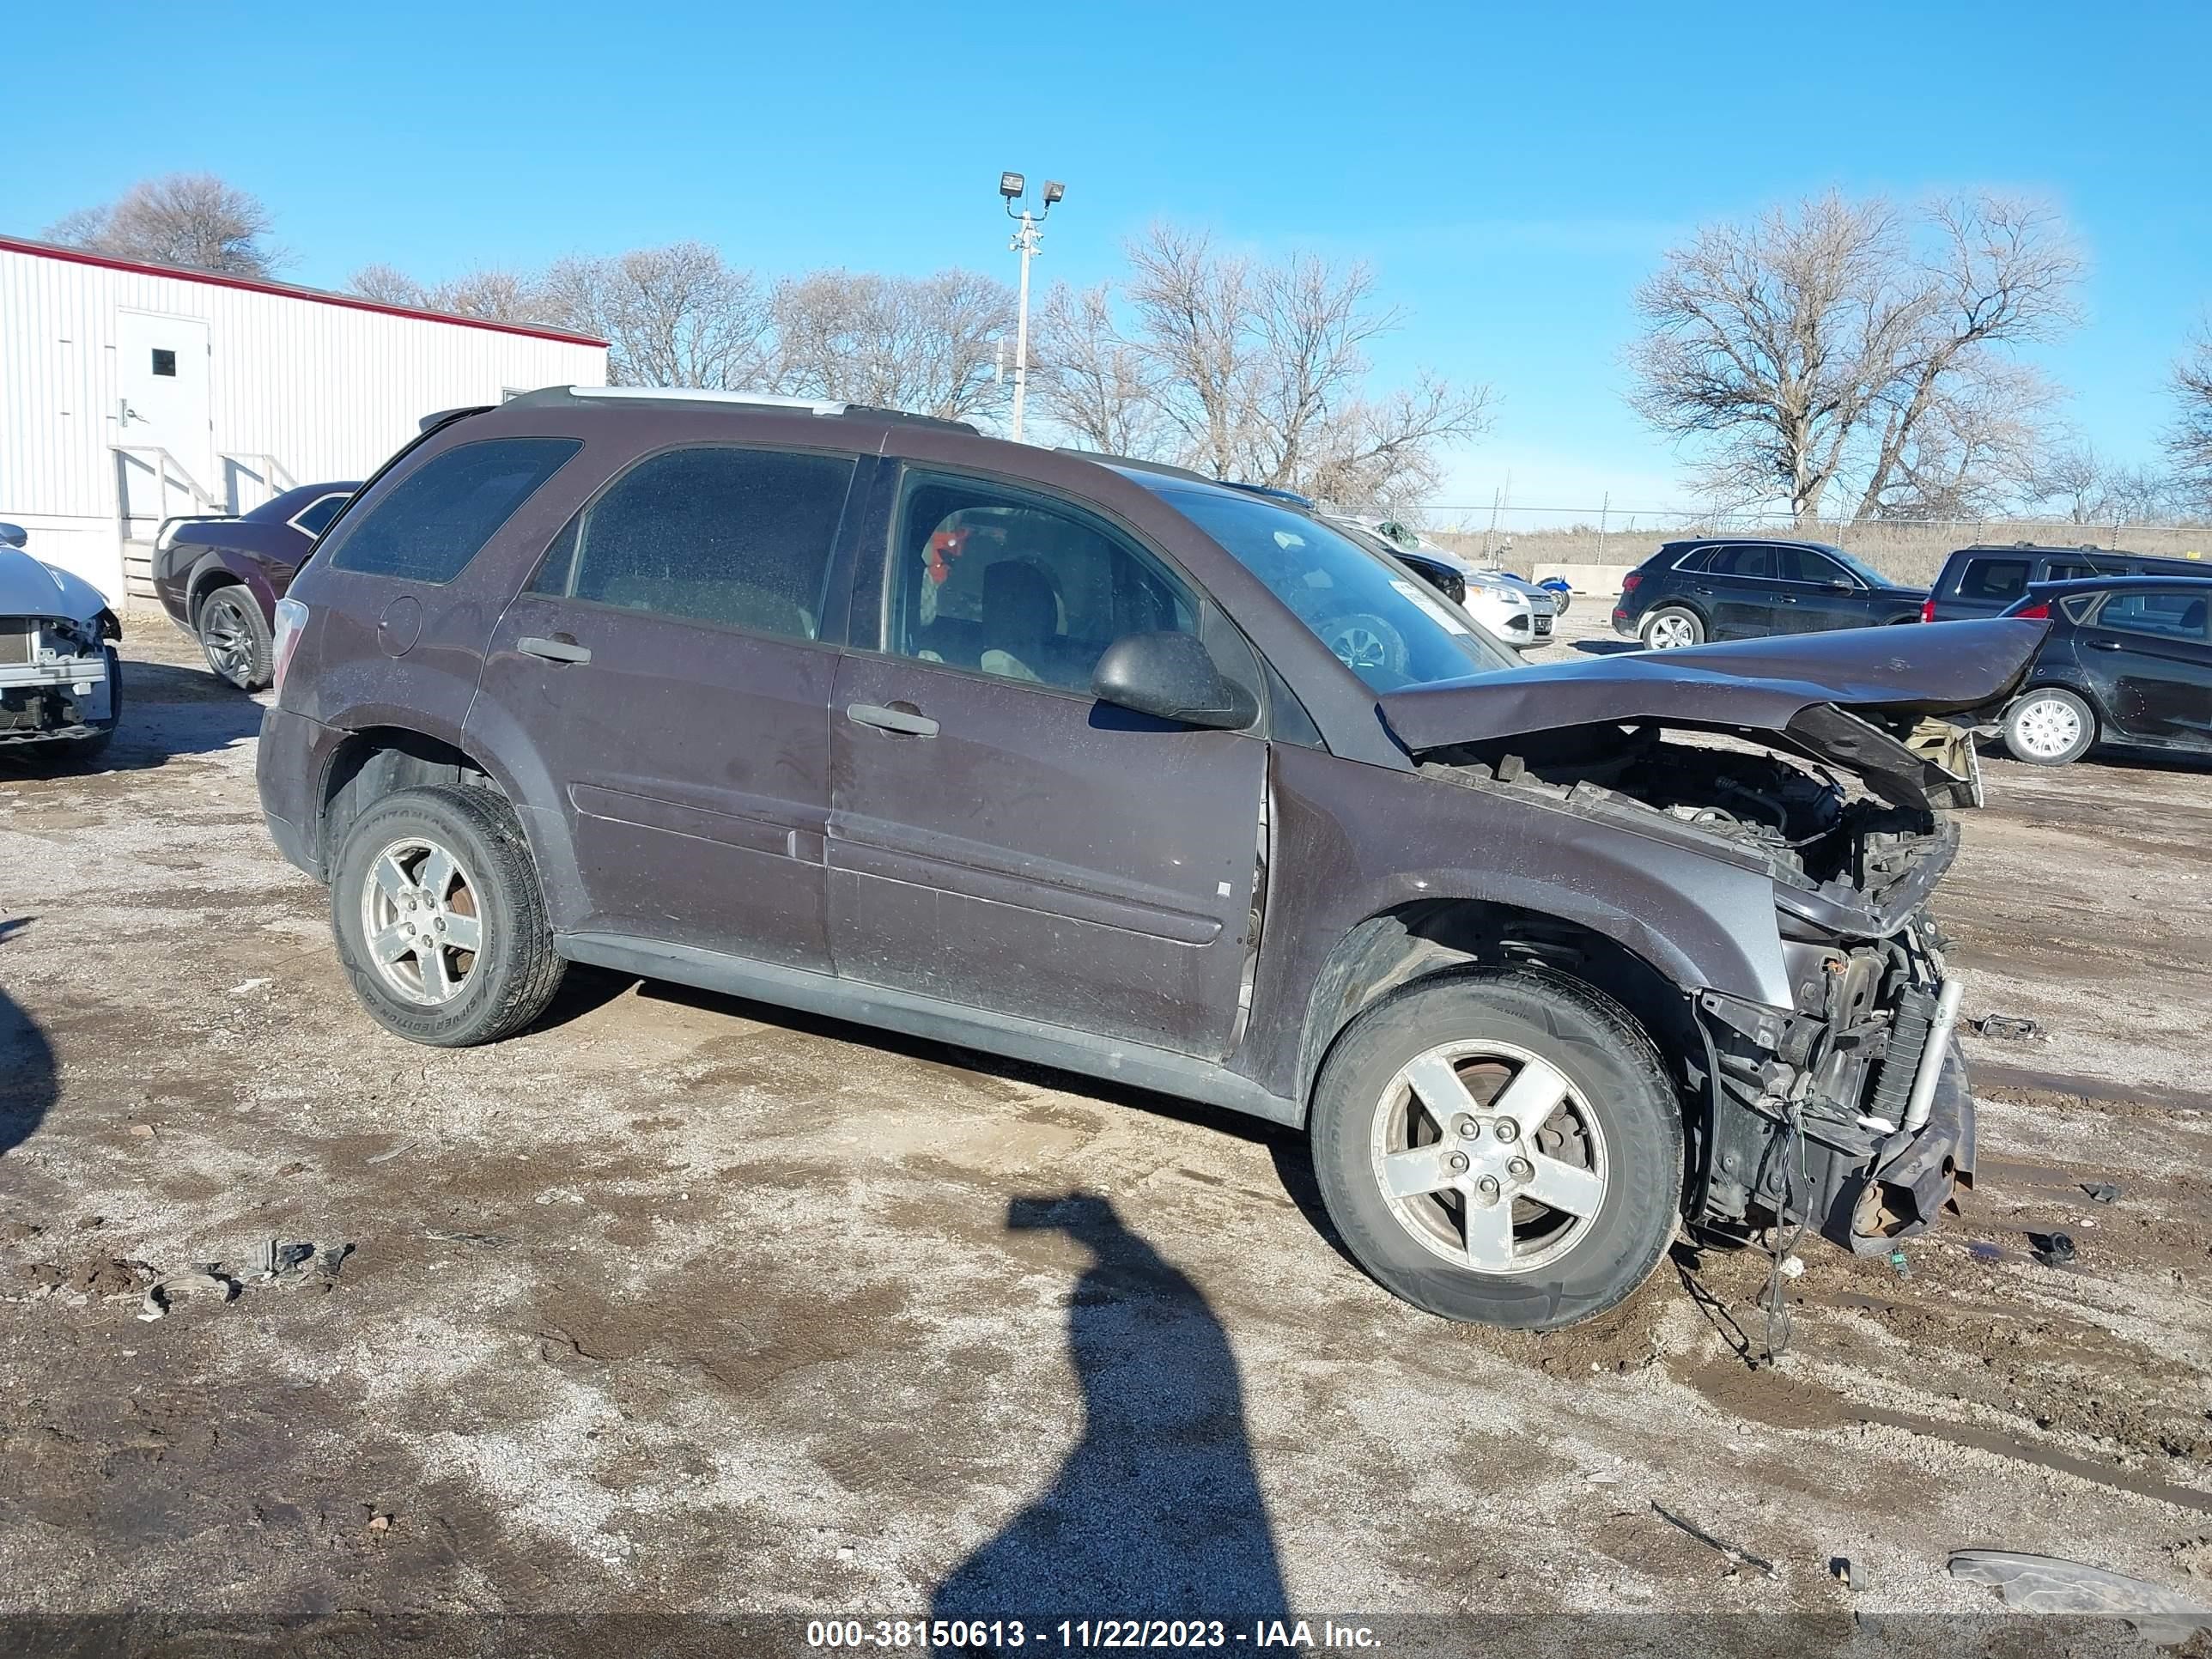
[4,602,2212,1649]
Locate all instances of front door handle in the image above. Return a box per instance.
[518,634,592,665]
[2085,639,2123,652]
[847,702,939,738]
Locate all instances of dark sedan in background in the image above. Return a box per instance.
[1987,576,2212,765]
[1613,537,1925,648]
[152,481,357,689]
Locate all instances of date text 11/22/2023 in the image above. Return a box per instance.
[805,1619,1382,1650]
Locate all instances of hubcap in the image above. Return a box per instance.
[2014,696,2082,758]
[1369,1041,1607,1276]
[1645,613,1695,649]
[201,595,253,682]
[360,836,483,1006]
[1331,623,1388,672]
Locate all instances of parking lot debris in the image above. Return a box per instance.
[273,1242,316,1274]
[1973,1014,2043,1040]
[1650,1502,1778,1579]
[365,1140,418,1166]
[143,1271,239,1320]
[1829,1556,1866,1591]
[128,1122,156,1139]
[1779,1255,1806,1279]
[228,978,272,996]
[2081,1182,2120,1204]
[1948,1551,2212,1644]
[1887,1248,1911,1279]
[319,1243,355,1278]
[2029,1231,2078,1267]
[1968,1242,2008,1262]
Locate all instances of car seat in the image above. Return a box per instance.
[978,560,1060,684]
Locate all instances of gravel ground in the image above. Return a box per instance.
[3,600,2210,1650]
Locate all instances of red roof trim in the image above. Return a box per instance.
[0,234,610,349]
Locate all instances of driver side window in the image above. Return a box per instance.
[884,471,1200,693]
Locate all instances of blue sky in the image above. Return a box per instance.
[5,0,2206,519]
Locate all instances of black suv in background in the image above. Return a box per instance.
[1613,538,1924,649]
[1923,543,2211,622]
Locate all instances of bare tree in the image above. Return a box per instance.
[46,173,286,276]
[347,263,553,324]
[1031,281,1165,456]
[772,269,1013,420]
[1113,223,1490,506]
[1628,191,2081,525]
[540,243,774,388]
[2028,441,2115,524]
[2170,322,2212,508]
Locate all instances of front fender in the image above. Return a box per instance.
[1241,744,1790,1104]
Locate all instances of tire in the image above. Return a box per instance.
[1322,611,1410,678]
[196,584,272,690]
[1309,968,1684,1330]
[1639,605,1704,650]
[2002,687,2096,766]
[328,783,566,1047]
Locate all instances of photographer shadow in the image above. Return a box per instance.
[932,1194,1289,1638]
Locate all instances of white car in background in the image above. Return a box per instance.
[0,522,123,763]
[1327,516,1555,651]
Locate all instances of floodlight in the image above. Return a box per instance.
[999,172,1025,199]
[1042,180,1065,205]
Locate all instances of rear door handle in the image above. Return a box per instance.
[2086,639,2123,652]
[519,635,592,665]
[846,702,939,738]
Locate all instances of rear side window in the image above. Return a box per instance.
[2093,588,2210,643]
[1958,557,2029,602]
[290,493,349,538]
[556,447,855,641]
[2042,559,2115,582]
[329,439,580,584]
[1706,544,1775,579]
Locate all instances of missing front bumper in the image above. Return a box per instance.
[1829,1043,1975,1254]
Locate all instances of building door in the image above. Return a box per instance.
[114,311,212,527]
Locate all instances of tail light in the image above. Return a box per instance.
[1919,597,1936,623]
[1621,572,1643,595]
[271,598,309,695]
[2010,601,2051,621]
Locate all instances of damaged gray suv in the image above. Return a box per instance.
[257,388,2043,1329]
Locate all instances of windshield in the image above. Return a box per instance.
[1159,487,1518,688]
[1820,544,1895,587]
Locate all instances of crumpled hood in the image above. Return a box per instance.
[1379,618,2048,810]
[0,546,110,623]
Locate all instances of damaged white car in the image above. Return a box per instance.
[0,523,123,763]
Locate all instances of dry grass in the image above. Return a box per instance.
[1430,520,2212,586]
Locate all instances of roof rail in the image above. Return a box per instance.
[507,384,977,433]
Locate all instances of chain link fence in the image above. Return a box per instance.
[1413,504,2212,586]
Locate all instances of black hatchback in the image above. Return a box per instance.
[1985,577,2212,765]
[1613,538,1924,649]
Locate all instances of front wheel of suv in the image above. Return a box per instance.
[329,783,567,1047]
[1308,969,1684,1330]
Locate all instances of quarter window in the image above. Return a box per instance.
[882,471,1199,693]
[328,438,580,585]
[290,493,350,538]
[555,447,856,641]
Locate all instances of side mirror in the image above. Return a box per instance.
[1828,578,1856,591]
[0,523,26,550]
[1091,631,1257,731]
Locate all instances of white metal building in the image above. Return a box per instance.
[0,234,607,603]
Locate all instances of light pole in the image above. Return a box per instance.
[999,172,1064,444]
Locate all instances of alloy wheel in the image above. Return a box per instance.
[1368,1040,1608,1275]
[200,593,257,684]
[359,836,484,1006]
[1644,612,1697,649]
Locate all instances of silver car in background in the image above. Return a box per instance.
[0,522,123,763]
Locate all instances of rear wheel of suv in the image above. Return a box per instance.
[329,783,566,1047]
[196,585,272,690]
[1639,605,1703,649]
[1308,969,1683,1330]
[2002,687,2096,766]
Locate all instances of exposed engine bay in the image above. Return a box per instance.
[1420,718,1974,1255]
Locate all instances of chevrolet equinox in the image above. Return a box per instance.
[258,387,2044,1329]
